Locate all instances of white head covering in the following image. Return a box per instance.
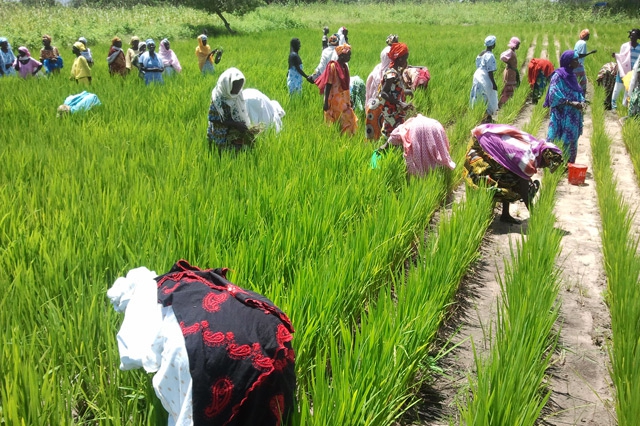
[484,35,496,47]
[211,67,251,126]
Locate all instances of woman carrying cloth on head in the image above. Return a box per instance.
[315,44,358,135]
[464,123,563,224]
[544,50,586,164]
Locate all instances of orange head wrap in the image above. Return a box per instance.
[580,29,590,40]
[388,43,409,68]
[335,44,351,56]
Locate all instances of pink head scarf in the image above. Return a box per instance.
[508,37,520,49]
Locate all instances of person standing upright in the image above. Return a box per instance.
[612,28,640,109]
[574,29,590,95]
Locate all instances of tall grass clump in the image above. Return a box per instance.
[590,84,640,426]
[621,117,640,186]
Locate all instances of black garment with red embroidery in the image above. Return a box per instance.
[156,260,296,426]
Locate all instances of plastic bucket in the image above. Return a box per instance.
[568,163,587,185]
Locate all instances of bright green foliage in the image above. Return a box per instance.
[590,83,640,426]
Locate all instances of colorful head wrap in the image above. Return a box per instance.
[484,35,496,47]
[0,37,7,45]
[146,38,155,47]
[78,37,88,45]
[508,36,520,49]
[328,35,339,46]
[130,36,140,44]
[73,42,86,52]
[388,42,409,60]
[161,38,170,49]
[386,34,399,46]
[112,37,121,45]
[42,34,52,43]
[580,29,590,39]
[335,44,351,56]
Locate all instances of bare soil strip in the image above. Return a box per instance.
[412,38,622,426]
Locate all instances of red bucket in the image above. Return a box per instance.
[568,163,587,185]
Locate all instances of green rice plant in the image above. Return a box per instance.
[589,83,640,426]
[621,117,640,186]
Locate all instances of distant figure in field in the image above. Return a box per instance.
[470,35,498,123]
[464,123,563,224]
[70,42,92,85]
[77,37,94,67]
[574,29,590,95]
[625,52,640,117]
[139,39,164,85]
[596,54,618,110]
[243,88,286,133]
[315,44,358,135]
[287,38,311,94]
[527,58,554,104]
[107,261,296,426]
[0,37,17,77]
[196,34,222,75]
[57,91,101,117]
[107,37,127,76]
[322,26,330,50]
[208,67,259,152]
[131,41,146,80]
[15,47,43,79]
[40,34,63,74]
[375,114,456,176]
[499,36,521,107]
[159,38,182,76]
[337,26,349,45]
[125,36,140,73]
[544,50,586,164]
[350,75,365,111]
[612,28,640,109]
[310,34,339,81]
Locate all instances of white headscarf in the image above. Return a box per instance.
[211,67,250,126]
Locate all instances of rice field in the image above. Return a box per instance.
[1,2,640,425]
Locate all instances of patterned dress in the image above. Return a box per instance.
[380,68,407,137]
[40,46,62,73]
[287,51,304,94]
[545,73,585,163]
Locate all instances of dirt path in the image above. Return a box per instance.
[409,38,630,426]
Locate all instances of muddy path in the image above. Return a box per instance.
[402,36,640,426]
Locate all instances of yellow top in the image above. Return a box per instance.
[71,56,91,81]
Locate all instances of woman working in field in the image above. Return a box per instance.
[159,38,182,76]
[315,44,358,135]
[0,37,17,77]
[40,34,63,74]
[612,28,640,109]
[125,36,140,73]
[470,35,499,123]
[498,36,520,107]
[15,47,43,79]
[77,37,94,67]
[139,39,165,85]
[70,42,91,85]
[107,260,296,426]
[375,114,456,176]
[131,41,146,80]
[196,34,222,75]
[574,29,590,95]
[208,67,259,152]
[377,42,413,138]
[464,123,563,224]
[287,37,311,94]
[543,50,586,164]
[527,58,554,104]
[107,37,127,76]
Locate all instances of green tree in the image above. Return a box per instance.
[180,0,264,32]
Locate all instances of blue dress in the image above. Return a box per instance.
[140,52,164,85]
[287,52,303,94]
[546,73,585,163]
